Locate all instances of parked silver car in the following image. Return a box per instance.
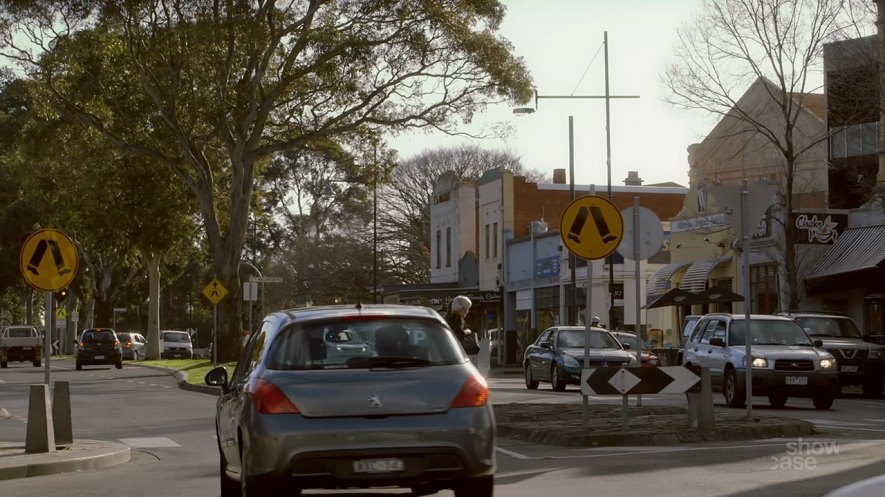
[682,313,839,409]
[205,304,495,497]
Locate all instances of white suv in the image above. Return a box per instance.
[682,314,839,409]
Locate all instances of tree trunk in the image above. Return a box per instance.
[878,1,885,188]
[144,252,162,360]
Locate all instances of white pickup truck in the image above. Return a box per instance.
[0,325,43,368]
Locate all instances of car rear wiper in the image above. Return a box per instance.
[371,357,432,369]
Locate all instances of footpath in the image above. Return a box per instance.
[0,366,818,481]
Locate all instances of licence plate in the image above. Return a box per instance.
[22,346,32,350]
[352,458,405,474]
[786,376,808,385]
[840,365,858,373]
[94,355,104,360]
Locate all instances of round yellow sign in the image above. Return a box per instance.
[559,196,624,260]
[19,229,79,292]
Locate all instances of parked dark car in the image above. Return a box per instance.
[204,304,494,497]
[115,332,148,361]
[76,328,123,370]
[780,312,885,397]
[523,326,636,391]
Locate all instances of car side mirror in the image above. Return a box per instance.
[709,338,725,347]
[204,366,229,391]
[623,343,631,350]
[813,339,823,348]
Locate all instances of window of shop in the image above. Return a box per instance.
[493,222,498,258]
[485,224,490,259]
[751,264,778,314]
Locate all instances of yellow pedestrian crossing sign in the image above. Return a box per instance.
[203,278,228,305]
[56,308,68,319]
[560,196,624,260]
[19,229,79,292]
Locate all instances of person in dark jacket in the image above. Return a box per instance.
[445,295,472,341]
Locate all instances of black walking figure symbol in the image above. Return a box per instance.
[211,282,220,298]
[27,239,72,277]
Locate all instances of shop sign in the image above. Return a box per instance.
[792,212,847,244]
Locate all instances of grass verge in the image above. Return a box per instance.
[140,359,237,384]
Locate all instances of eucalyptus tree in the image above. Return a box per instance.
[1,1,533,360]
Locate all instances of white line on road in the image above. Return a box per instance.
[496,447,531,460]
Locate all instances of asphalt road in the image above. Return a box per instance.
[1,360,884,497]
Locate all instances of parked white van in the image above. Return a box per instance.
[160,330,193,359]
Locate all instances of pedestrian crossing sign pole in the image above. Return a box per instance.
[202,278,228,365]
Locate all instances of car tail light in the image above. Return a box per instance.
[114,339,120,347]
[450,373,489,408]
[247,378,299,414]
[78,341,85,350]
[124,342,132,349]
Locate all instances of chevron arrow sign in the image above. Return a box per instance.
[581,366,701,396]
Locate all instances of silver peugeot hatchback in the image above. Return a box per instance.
[205,304,495,497]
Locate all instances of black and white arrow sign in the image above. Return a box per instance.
[581,366,701,396]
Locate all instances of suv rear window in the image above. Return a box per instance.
[82,330,117,342]
[162,332,191,343]
[7,328,35,338]
[267,318,462,370]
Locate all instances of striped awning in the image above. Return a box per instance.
[646,261,692,298]
[806,225,885,280]
[678,255,733,293]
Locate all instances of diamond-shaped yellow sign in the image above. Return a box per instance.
[202,278,228,305]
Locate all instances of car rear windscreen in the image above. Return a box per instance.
[267,318,463,370]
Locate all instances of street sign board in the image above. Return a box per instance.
[559,196,624,260]
[202,278,228,305]
[19,229,79,292]
[249,276,284,283]
[71,310,79,322]
[616,206,664,260]
[581,366,700,395]
[243,281,259,301]
[55,308,68,319]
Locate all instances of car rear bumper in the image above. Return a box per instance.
[242,406,495,487]
[77,351,122,364]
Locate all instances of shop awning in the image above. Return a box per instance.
[805,225,885,281]
[678,255,733,293]
[643,288,702,309]
[646,261,692,298]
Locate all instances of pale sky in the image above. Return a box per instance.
[388,0,717,188]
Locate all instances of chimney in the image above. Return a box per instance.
[553,168,566,184]
[624,171,643,186]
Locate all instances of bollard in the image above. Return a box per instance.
[25,384,56,454]
[686,366,715,430]
[52,381,74,445]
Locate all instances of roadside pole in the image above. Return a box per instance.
[44,292,52,385]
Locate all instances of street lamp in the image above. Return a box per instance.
[513,31,638,328]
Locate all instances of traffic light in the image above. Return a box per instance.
[55,288,70,302]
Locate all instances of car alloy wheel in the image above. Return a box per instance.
[724,368,745,408]
[524,365,539,390]
[551,365,566,392]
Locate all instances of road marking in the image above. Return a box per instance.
[496,447,531,460]
[120,437,181,448]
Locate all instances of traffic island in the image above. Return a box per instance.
[493,403,820,447]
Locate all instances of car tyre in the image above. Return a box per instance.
[219,453,239,497]
[812,392,834,410]
[132,350,139,361]
[551,365,566,392]
[768,393,787,408]
[33,359,41,367]
[0,360,6,368]
[453,475,493,497]
[723,368,746,408]
[862,376,884,398]
[115,361,123,369]
[524,365,539,390]
[75,361,82,371]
